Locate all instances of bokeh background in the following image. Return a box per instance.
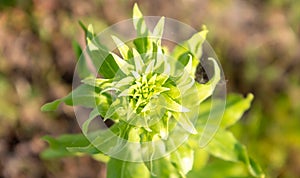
[0,0,299,177]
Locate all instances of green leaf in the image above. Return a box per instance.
[204,129,265,178]
[112,35,132,60]
[92,154,110,163]
[195,93,254,129]
[191,149,209,171]
[107,158,150,178]
[104,98,122,120]
[79,21,94,43]
[170,144,194,175]
[68,84,100,107]
[173,112,197,134]
[172,25,208,75]
[41,134,97,159]
[133,37,148,54]
[186,25,208,59]
[82,25,132,78]
[187,159,252,178]
[132,48,144,73]
[160,94,189,113]
[184,54,193,75]
[66,144,100,155]
[41,84,108,111]
[176,52,195,75]
[152,16,165,46]
[220,93,254,128]
[88,49,119,78]
[72,40,82,59]
[110,52,133,75]
[72,40,92,79]
[41,100,62,112]
[133,3,151,54]
[82,108,99,135]
[81,77,112,87]
[133,3,148,37]
[148,157,184,178]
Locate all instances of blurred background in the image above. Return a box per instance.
[0,0,299,177]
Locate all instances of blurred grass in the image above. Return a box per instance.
[0,0,299,177]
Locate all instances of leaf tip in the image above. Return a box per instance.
[247,93,254,102]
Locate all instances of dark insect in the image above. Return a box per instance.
[195,64,209,84]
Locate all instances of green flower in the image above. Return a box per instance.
[41,2,217,158]
[41,2,215,152]
[41,3,264,178]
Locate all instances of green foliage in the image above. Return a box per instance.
[41,134,92,159]
[107,158,150,178]
[41,3,264,178]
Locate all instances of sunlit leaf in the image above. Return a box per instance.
[79,21,94,43]
[172,25,208,75]
[41,84,109,111]
[152,16,165,45]
[107,158,150,178]
[173,112,197,134]
[132,48,144,73]
[220,93,254,128]
[187,159,251,178]
[205,129,264,177]
[133,3,148,37]
[161,94,189,113]
[171,144,194,175]
[41,134,98,159]
[112,35,132,60]
[110,52,133,75]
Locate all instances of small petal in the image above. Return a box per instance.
[111,35,131,60]
[173,112,197,134]
[184,54,193,75]
[115,76,134,88]
[131,71,141,79]
[145,60,155,74]
[161,94,190,112]
[110,52,132,75]
[132,48,144,73]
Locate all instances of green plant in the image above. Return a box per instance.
[41,4,264,178]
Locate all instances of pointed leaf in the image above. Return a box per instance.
[172,26,208,75]
[110,52,133,75]
[221,93,254,128]
[41,99,62,112]
[81,77,112,89]
[205,129,265,177]
[133,3,148,37]
[115,76,134,88]
[41,84,109,111]
[173,112,197,134]
[161,94,189,113]
[79,21,94,43]
[88,48,120,78]
[145,60,155,74]
[152,16,165,45]
[112,35,131,60]
[132,48,144,73]
[41,134,94,159]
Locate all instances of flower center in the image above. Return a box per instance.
[129,74,156,113]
